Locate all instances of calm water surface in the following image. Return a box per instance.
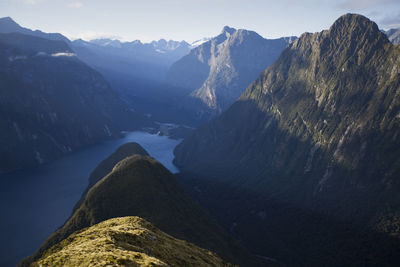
[0,132,181,267]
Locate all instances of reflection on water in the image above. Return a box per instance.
[0,132,181,267]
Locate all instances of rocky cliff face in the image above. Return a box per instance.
[386,28,400,45]
[22,144,270,267]
[0,32,144,173]
[165,26,294,118]
[31,216,231,267]
[174,14,400,265]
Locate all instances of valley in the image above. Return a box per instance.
[0,131,181,267]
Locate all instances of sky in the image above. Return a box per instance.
[0,0,399,43]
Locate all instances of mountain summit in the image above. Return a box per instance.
[0,16,69,42]
[165,26,294,119]
[221,25,236,35]
[174,13,400,266]
[31,216,232,266]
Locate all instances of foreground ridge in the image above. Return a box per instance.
[31,216,232,267]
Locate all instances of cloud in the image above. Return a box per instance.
[23,0,36,4]
[20,0,48,5]
[380,13,400,28]
[337,0,397,9]
[67,2,83,8]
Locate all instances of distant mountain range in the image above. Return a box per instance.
[0,17,191,95]
[385,27,400,44]
[165,26,295,120]
[71,37,191,84]
[0,17,191,70]
[174,14,400,266]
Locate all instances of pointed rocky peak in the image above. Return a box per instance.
[221,25,236,35]
[128,39,142,45]
[0,16,24,32]
[90,38,122,48]
[152,38,167,47]
[385,28,400,44]
[0,16,16,23]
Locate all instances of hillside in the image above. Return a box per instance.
[31,217,231,267]
[71,142,150,212]
[22,145,270,266]
[0,32,144,173]
[174,14,400,266]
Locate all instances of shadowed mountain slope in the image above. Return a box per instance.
[174,14,400,266]
[0,32,144,173]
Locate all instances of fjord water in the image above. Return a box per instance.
[0,132,181,267]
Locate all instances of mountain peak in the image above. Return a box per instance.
[329,13,383,39]
[0,16,23,31]
[221,25,236,35]
[31,216,231,267]
[0,16,16,23]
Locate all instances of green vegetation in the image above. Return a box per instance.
[21,144,269,266]
[32,216,232,267]
[71,142,150,212]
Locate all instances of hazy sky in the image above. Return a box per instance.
[0,0,399,43]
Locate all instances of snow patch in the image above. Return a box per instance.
[51,52,76,57]
[13,122,23,141]
[35,151,44,164]
[35,52,47,56]
[304,142,320,173]
[104,124,112,136]
[8,55,27,62]
[191,37,211,48]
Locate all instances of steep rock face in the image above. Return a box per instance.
[22,148,269,266]
[0,32,143,173]
[174,14,400,265]
[31,217,231,267]
[165,26,294,117]
[386,28,400,45]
